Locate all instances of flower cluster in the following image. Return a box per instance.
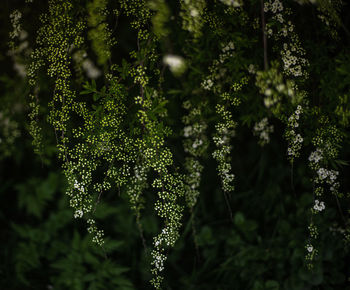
[219,41,235,63]
[202,39,245,195]
[247,64,256,74]
[7,28,29,78]
[315,0,342,39]
[184,159,203,207]
[71,179,87,218]
[127,164,148,214]
[212,104,236,193]
[313,199,325,212]
[201,40,236,93]
[87,0,116,66]
[120,2,187,286]
[308,148,323,164]
[308,120,342,195]
[0,111,21,159]
[220,0,242,7]
[305,242,318,264]
[182,101,208,209]
[253,117,274,146]
[305,117,343,268]
[316,168,339,184]
[264,0,283,14]
[136,102,184,288]
[264,0,309,78]
[126,161,149,247]
[180,0,206,39]
[308,222,318,239]
[151,249,167,272]
[280,41,308,78]
[163,54,186,76]
[201,78,214,90]
[81,58,101,79]
[130,65,149,87]
[306,243,313,253]
[255,63,303,116]
[9,10,22,41]
[151,173,185,288]
[285,105,303,161]
[183,123,207,156]
[87,219,105,246]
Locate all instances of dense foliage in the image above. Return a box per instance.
[1,0,350,289]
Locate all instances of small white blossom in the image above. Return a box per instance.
[306,244,313,252]
[74,209,84,218]
[202,78,214,90]
[308,148,323,163]
[183,126,192,138]
[317,168,328,180]
[82,59,101,79]
[9,10,22,40]
[248,64,256,74]
[163,54,186,74]
[220,0,241,7]
[190,8,199,17]
[313,199,325,212]
[253,117,274,146]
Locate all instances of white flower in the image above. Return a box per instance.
[183,126,192,137]
[74,209,84,218]
[317,168,328,180]
[328,170,339,183]
[253,117,273,145]
[313,199,325,212]
[220,0,241,7]
[264,88,272,96]
[163,54,186,74]
[190,8,199,17]
[276,84,285,92]
[202,78,214,90]
[308,149,323,163]
[82,59,101,79]
[248,64,256,74]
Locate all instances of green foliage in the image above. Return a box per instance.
[87,0,116,67]
[1,0,350,289]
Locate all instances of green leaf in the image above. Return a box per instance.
[265,280,279,290]
[234,212,245,226]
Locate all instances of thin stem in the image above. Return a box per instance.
[136,212,148,251]
[190,208,200,261]
[223,190,234,223]
[291,161,297,200]
[260,0,268,70]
